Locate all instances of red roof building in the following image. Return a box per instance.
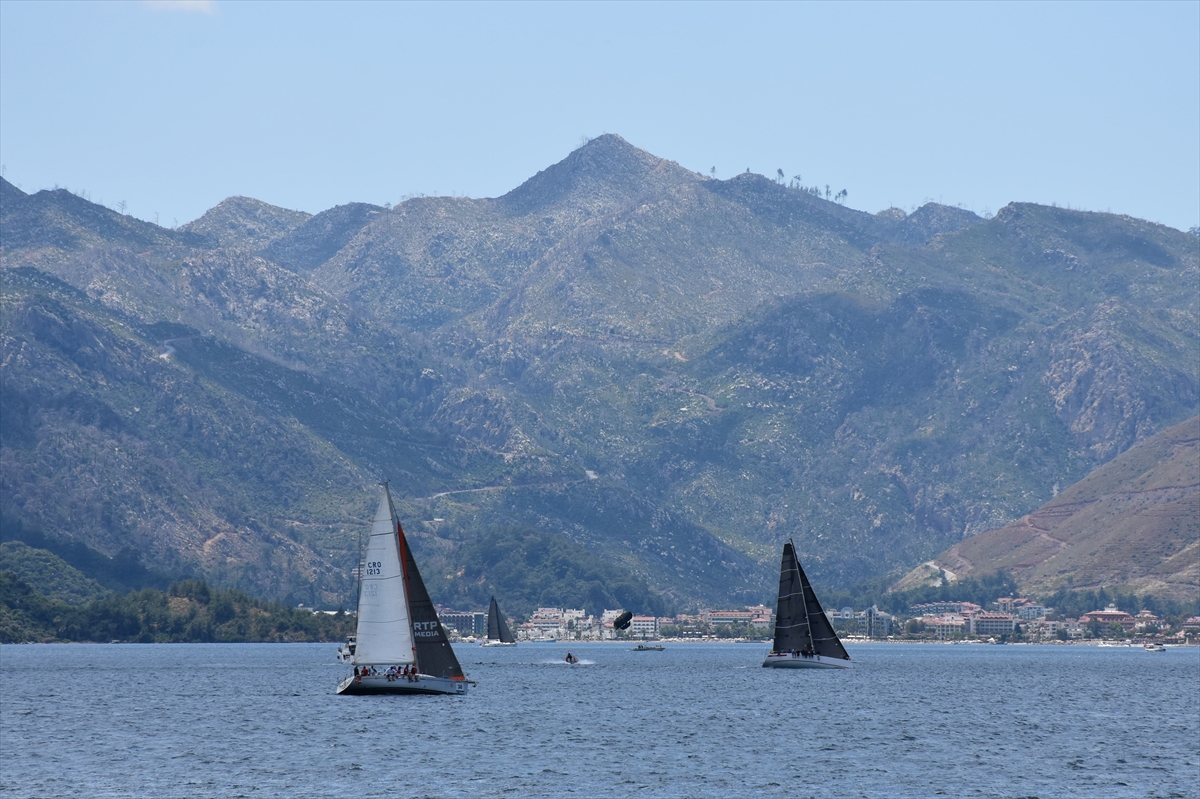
[1080,605,1136,631]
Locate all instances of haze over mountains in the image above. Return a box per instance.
[2,135,1197,612]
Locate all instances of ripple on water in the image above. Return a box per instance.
[2,642,1198,798]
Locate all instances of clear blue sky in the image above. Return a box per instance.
[2,1,1197,232]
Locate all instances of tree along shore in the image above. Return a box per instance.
[0,573,352,644]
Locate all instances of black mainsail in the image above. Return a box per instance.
[771,540,850,661]
[399,524,466,680]
[486,596,517,644]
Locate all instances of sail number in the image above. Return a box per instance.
[366,561,383,576]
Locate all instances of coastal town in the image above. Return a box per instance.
[436,600,1200,645]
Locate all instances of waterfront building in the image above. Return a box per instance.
[929,614,966,640]
[1025,618,1076,640]
[866,605,892,638]
[704,610,755,626]
[1016,604,1048,620]
[530,608,568,633]
[630,616,658,637]
[746,605,774,629]
[968,612,1017,636]
[1079,605,1136,631]
[440,609,486,636]
[1133,609,1161,630]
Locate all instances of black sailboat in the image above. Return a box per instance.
[763,540,852,669]
[481,596,517,646]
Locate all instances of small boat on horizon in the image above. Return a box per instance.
[1144,642,1166,652]
[481,595,517,646]
[632,644,664,651]
[337,483,472,696]
[762,539,852,670]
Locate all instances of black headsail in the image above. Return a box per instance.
[398,523,466,679]
[772,541,850,661]
[487,596,517,643]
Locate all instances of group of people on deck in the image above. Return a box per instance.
[353,664,419,682]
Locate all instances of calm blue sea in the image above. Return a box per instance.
[1,642,1197,798]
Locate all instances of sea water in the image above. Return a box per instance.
[1,642,1197,798]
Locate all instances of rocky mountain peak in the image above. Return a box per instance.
[182,196,311,250]
[497,133,699,217]
[898,203,982,244]
[0,186,202,252]
[1,177,27,210]
[260,201,383,273]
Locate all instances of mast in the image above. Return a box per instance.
[390,482,420,672]
[794,540,816,654]
[487,596,500,641]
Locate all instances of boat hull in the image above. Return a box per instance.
[337,673,470,695]
[762,652,853,670]
[480,641,517,647]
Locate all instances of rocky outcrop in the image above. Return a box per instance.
[181,196,310,250]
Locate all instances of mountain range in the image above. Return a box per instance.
[2,134,1197,614]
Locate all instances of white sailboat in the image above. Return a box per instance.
[763,539,853,670]
[337,484,472,696]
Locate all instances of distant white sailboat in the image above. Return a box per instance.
[762,540,853,670]
[337,484,472,696]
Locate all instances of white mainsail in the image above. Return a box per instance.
[351,487,414,665]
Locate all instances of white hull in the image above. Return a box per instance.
[762,651,853,670]
[337,673,470,696]
[480,641,517,647]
